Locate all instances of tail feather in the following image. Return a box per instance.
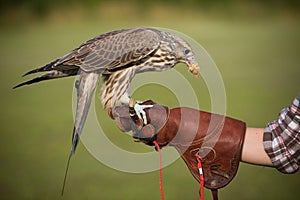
[23,59,60,77]
[14,57,80,89]
[13,70,74,89]
[70,71,99,155]
[60,71,99,195]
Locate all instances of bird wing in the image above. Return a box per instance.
[14,28,161,89]
[103,28,161,72]
[51,28,161,73]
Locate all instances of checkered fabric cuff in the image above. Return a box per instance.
[263,93,300,174]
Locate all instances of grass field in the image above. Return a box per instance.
[1,5,300,200]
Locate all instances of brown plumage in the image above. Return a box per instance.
[13,27,199,156]
[14,27,200,195]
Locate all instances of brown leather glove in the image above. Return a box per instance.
[109,100,246,200]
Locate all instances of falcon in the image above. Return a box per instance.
[13,27,200,156]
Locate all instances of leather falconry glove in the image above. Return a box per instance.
[109,100,246,200]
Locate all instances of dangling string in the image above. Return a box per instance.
[153,141,165,200]
[195,153,204,200]
[61,151,73,196]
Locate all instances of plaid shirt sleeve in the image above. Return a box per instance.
[263,93,300,174]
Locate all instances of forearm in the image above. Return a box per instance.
[241,127,273,166]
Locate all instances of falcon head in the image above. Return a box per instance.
[173,36,200,78]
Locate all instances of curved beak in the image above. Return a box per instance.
[188,63,200,78]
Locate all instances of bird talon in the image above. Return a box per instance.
[133,103,153,124]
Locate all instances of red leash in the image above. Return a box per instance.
[153,141,165,200]
[195,153,205,200]
[153,141,204,200]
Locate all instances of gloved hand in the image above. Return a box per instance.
[109,100,246,200]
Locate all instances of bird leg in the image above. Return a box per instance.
[129,99,153,124]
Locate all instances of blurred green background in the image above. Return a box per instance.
[1,0,300,199]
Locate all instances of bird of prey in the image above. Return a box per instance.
[13,27,199,156]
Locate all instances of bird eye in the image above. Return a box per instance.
[184,49,190,55]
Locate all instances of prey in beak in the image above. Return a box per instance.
[188,63,200,78]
